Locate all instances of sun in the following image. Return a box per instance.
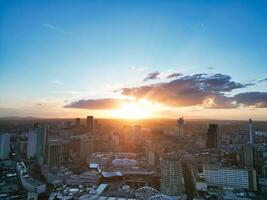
[110,99,156,119]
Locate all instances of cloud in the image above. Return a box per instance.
[258,78,267,83]
[233,92,267,108]
[64,98,132,110]
[49,80,63,85]
[143,71,160,81]
[166,72,183,79]
[207,66,215,70]
[131,67,149,72]
[42,23,65,33]
[122,73,247,107]
[64,73,266,110]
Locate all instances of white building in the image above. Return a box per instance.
[160,152,185,196]
[27,130,37,158]
[203,164,257,191]
[0,133,10,160]
[16,162,46,194]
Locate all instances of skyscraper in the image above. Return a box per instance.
[27,129,37,158]
[80,137,94,160]
[206,124,218,148]
[36,126,48,165]
[87,116,94,132]
[243,119,255,168]
[177,117,184,138]
[160,152,185,196]
[248,118,253,143]
[243,143,255,168]
[47,142,62,166]
[0,133,10,160]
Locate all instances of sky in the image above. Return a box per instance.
[0,0,267,120]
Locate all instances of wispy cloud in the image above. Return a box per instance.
[206,66,215,70]
[131,66,149,72]
[42,23,65,33]
[49,80,63,85]
[143,71,160,81]
[166,72,183,79]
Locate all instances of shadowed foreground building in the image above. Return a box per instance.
[0,133,10,160]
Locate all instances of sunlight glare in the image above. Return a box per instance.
[110,99,157,119]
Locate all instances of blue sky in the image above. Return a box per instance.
[0,0,267,119]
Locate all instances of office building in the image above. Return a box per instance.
[0,133,10,160]
[80,138,94,160]
[124,124,142,145]
[36,127,48,165]
[206,124,218,148]
[203,164,257,191]
[177,117,184,138]
[243,143,255,168]
[47,142,62,166]
[248,118,253,143]
[75,117,81,129]
[87,116,94,132]
[19,140,28,156]
[242,119,255,168]
[160,152,185,196]
[27,130,37,158]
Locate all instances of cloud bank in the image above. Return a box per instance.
[65,73,267,110]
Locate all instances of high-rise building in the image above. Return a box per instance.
[36,127,48,165]
[124,125,142,145]
[177,117,184,138]
[248,118,253,143]
[243,143,255,168]
[206,124,218,148]
[47,142,62,166]
[0,133,10,160]
[27,130,37,158]
[160,152,185,196]
[87,116,94,132]
[80,138,94,160]
[75,118,81,129]
[243,119,255,168]
[203,164,257,191]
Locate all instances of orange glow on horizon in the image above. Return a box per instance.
[109,99,164,119]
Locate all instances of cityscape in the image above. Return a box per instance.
[1,1,267,200]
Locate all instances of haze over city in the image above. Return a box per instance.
[1,1,267,200]
[1,0,267,120]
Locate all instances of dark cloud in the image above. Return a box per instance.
[122,73,246,107]
[202,94,237,109]
[166,72,183,79]
[233,92,267,108]
[64,73,266,110]
[143,71,160,81]
[64,98,131,110]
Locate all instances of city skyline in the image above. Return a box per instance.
[1,0,267,120]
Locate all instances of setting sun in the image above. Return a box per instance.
[110,99,158,119]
